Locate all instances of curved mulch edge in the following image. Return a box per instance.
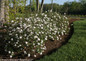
[33,21,74,60]
[0,19,80,60]
[32,19,80,60]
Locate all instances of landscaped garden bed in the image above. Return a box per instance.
[35,19,86,61]
[0,0,86,61]
[0,11,77,60]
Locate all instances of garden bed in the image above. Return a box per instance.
[0,11,80,60]
[0,18,79,60]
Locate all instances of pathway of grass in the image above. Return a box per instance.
[36,19,86,61]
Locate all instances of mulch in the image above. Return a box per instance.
[69,18,80,24]
[0,19,80,60]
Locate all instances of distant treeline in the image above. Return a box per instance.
[25,1,86,15]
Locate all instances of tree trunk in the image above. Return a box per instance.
[40,0,44,13]
[5,0,9,22]
[36,0,39,12]
[51,0,53,10]
[13,0,16,14]
[0,0,5,22]
[30,0,32,12]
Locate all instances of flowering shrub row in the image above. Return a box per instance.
[4,11,70,58]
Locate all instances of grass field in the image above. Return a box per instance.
[36,19,86,61]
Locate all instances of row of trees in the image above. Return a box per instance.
[61,1,86,15]
[26,0,86,15]
[43,1,86,15]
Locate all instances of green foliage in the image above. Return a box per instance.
[9,0,26,20]
[79,0,86,4]
[4,12,69,58]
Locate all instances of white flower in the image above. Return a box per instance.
[11,38,13,41]
[32,49,35,52]
[25,41,28,44]
[11,20,14,23]
[16,42,18,44]
[38,43,40,45]
[61,32,64,35]
[41,40,43,44]
[59,35,60,37]
[9,33,12,35]
[58,16,61,19]
[54,16,56,18]
[36,14,38,16]
[45,37,47,40]
[10,55,12,58]
[8,51,11,54]
[19,44,21,47]
[64,16,67,19]
[17,27,20,30]
[23,23,27,27]
[34,55,36,57]
[16,17,19,20]
[40,52,42,55]
[57,36,59,40]
[25,18,28,20]
[15,34,18,36]
[45,15,47,17]
[41,13,44,16]
[26,37,29,40]
[20,36,22,39]
[8,41,10,43]
[28,54,30,57]
[34,36,38,39]
[19,29,23,33]
[38,38,40,41]
[41,32,44,34]
[33,43,35,46]
[14,44,17,46]
[24,51,27,54]
[33,27,36,29]
[24,34,27,37]
[42,46,46,50]
[50,10,52,12]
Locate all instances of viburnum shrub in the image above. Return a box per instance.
[4,11,70,58]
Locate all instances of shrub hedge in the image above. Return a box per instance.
[3,11,70,58]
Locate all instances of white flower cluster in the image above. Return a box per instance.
[4,11,69,58]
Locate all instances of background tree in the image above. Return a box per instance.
[79,0,86,4]
[40,0,44,12]
[5,0,9,22]
[61,2,70,14]
[51,0,53,10]
[36,0,39,12]
[0,0,5,22]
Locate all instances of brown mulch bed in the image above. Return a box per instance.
[69,18,80,24]
[0,19,80,60]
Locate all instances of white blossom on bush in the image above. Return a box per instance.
[4,11,70,58]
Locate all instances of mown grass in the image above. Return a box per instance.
[35,19,86,61]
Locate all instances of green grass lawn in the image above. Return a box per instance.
[36,19,86,61]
